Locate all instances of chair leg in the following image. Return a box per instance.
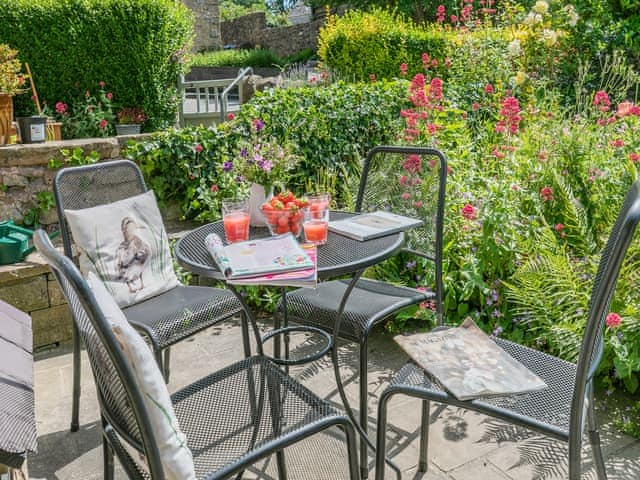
[343,422,360,480]
[587,387,608,480]
[359,340,369,480]
[240,310,252,358]
[419,399,430,472]
[163,347,171,382]
[102,423,114,480]
[276,450,287,480]
[70,320,81,432]
[375,389,403,480]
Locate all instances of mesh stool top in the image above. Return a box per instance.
[175,211,405,280]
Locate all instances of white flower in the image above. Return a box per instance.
[507,39,522,56]
[563,5,579,27]
[541,29,558,47]
[513,71,527,85]
[524,12,543,25]
[533,0,549,14]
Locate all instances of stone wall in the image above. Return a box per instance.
[183,0,222,52]
[0,136,148,224]
[220,12,324,58]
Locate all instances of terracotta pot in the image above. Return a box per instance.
[0,94,13,146]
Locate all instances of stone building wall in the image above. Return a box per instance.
[183,0,222,51]
[220,12,324,58]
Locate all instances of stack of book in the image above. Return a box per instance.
[205,233,317,287]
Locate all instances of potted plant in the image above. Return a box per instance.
[0,44,28,145]
[115,107,147,135]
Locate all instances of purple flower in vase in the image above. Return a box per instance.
[260,159,273,172]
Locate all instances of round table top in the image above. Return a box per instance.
[174,211,404,280]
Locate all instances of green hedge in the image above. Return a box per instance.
[0,0,193,130]
[126,80,407,220]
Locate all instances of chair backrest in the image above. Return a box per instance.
[356,146,447,323]
[571,181,640,432]
[54,160,147,260]
[34,229,164,479]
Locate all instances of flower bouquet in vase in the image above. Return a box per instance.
[231,118,301,226]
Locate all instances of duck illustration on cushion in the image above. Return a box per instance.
[116,217,152,293]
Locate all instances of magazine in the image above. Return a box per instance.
[204,233,314,280]
[230,243,317,287]
[328,210,423,241]
[394,318,547,401]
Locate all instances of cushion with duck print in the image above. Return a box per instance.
[87,272,195,480]
[65,190,179,307]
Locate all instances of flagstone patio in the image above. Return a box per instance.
[30,316,640,479]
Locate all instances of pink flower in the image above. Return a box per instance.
[496,96,522,135]
[472,102,480,110]
[99,81,106,88]
[403,154,422,174]
[55,101,67,114]
[401,192,412,200]
[436,5,446,23]
[429,77,443,101]
[609,139,624,148]
[484,83,494,94]
[210,184,219,192]
[106,92,113,101]
[540,186,554,202]
[399,63,408,76]
[492,147,504,159]
[98,119,108,129]
[605,312,621,329]
[421,53,430,66]
[226,112,235,120]
[555,223,564,231]
[461,203,476,220]
[194,143,203,153]
[593,90,610,107]
[413,200,423,208]
[630,153,639,163]
[450,14,458,23]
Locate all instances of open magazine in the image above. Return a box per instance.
[205,233,315,285]
[394,318,547,400]
[328,210,423,241]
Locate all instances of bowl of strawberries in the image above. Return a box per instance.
[261,191,309,238]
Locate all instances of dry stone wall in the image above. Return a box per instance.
[183,0,222,51]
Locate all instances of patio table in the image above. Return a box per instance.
[174,211,404,464]
[0,300,36,479]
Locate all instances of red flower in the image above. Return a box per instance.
[403,154,422,174]
[461,203,476,220]
[210,184,219,192]
[106,92,113,101]
[492,147,504,159]
[99,81,106,88]
[399,63,408,76]
[55,101,67,114]
[593,90,610,108]
[609,139,624,148]
[554,223,564,231]
[450,14,458,23]
[194,143,203,153]
[429,77,443,101]
[472,102,480,110]
[605,312,621,329]
[484,83,494,94]
[540,186,554,202]
[436,5,446,23]
[226,112,235,120]
[98,119,108,129]
[495,96,521,135]
[630,152,639,163]
[401,192,411,200]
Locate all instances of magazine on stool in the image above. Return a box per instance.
[394,318,547,400]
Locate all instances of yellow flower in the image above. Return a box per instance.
[514,71,528,85]
[541,29,558,47]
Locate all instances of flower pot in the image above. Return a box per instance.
[0,94,13,146]
[17,116,47,144]
[115,124,141,136]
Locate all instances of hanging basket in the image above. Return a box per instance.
[0,94,13,146]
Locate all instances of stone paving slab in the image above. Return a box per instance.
[29,318,640,479]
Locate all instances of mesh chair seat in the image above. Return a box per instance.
[283,278,432,341]
[390,337,576,439]
[171,356,346,479]
[123,285,243,350]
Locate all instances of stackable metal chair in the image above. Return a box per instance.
[375,181,640,480]
[35,230,359,480]
[279,146,447,478]
[53,160,247,432]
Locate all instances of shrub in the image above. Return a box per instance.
[190,48,316,69]
[0,0,193,130]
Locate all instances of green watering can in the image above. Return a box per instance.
[0,221,59,265]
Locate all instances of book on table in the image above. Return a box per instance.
[328,210,423,241]
[205,233,316,287]
[394,318,547,401]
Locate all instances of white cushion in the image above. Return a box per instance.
[65,190,179,307]
[87,272,196,480]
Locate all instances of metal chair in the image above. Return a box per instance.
[278,146,447,478]
[53,159,248,432]
[375,181,640,480]
[34,229,360,480]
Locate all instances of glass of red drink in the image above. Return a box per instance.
[304,193,330,245]
[222,198,250,243]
